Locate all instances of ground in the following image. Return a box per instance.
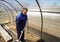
[6,22,39,42]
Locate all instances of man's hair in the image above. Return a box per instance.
[23,8,28,11]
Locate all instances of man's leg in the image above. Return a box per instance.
[20,31,25,42]
[17,29,25,42]
[17,29,21,39]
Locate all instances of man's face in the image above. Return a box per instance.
[22,9,28,15]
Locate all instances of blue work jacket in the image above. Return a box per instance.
[16,12,27,31]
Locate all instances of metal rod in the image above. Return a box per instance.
[0,5,10,21]
[0,0,18,14]
[0,3,14,23]
[15,0,23,8]
[35,0,43,39]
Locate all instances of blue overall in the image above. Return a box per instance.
[16,12,27,42]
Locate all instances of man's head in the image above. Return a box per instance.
[22,8,28,15]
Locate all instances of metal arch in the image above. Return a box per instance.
[0,3,14,17]
[0,5,9,15]
[0,3,14,23]
[0,5,10,15]
[0,0,18,14]
[35,0,43,40]
[0,5,11,21]
[15,0,23,8]
[0,5,13,23]
[0,3,13,15]
[4,0,18,14]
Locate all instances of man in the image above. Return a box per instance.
[16,8,28,42]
